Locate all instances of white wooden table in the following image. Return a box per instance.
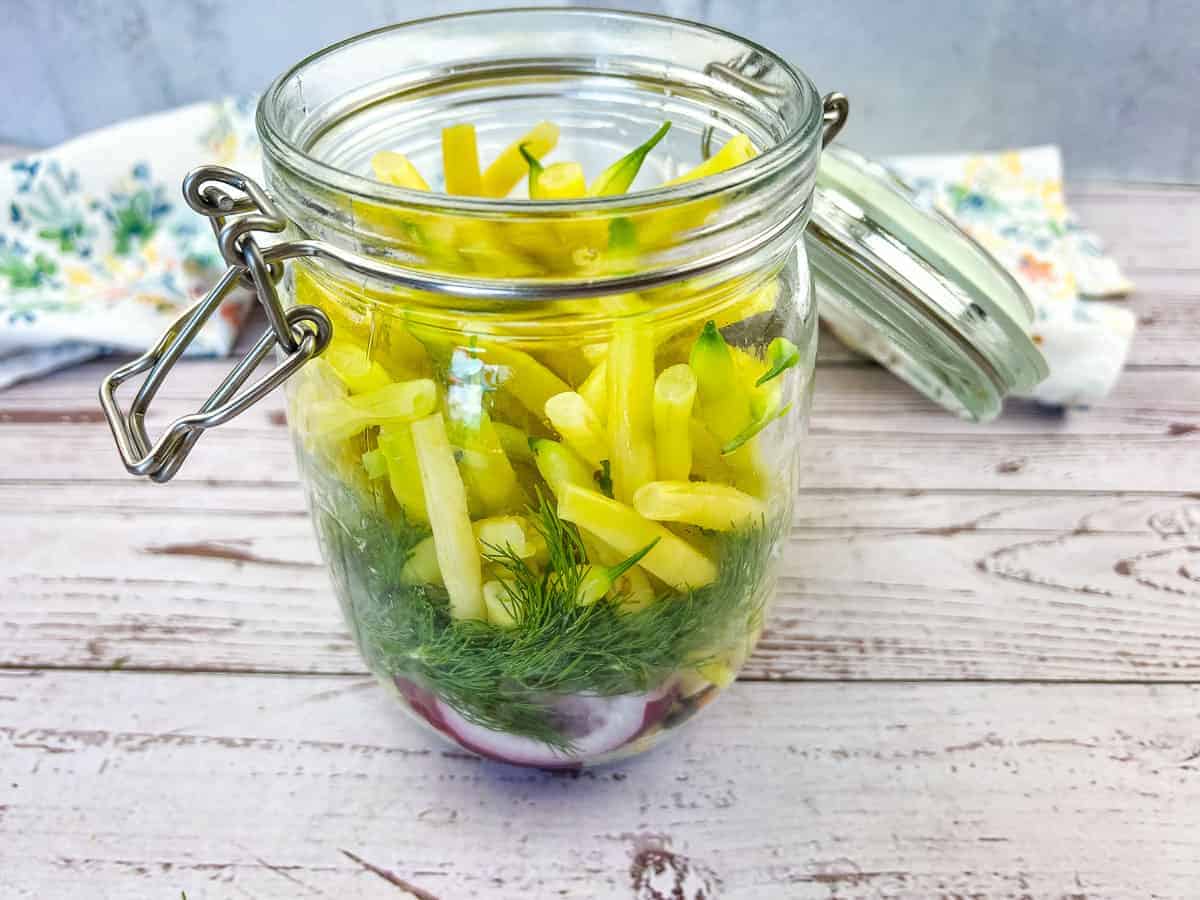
[2,182,1198,899]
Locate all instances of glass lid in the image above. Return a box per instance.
[805,145,1048,422]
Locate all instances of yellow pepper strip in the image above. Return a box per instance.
[590,122,671,196]
[493,421,534,463]
[665,133,758,186]
[483,580,519,628]
[606,322,656,503]
[307,378,438,443]
[531,438,595,498]
[378,422,429,524]
[545,391,608,467]
[410,413,485,620]
[557,484,716,591]
[688,321,752,444]
[482,121,560,198]
[578,359,608,424]
[632,480,766,531]
[370,150,431,190]
[323,343,392,394]
[442,124,484,196]
[652,364,697,481]
[482,344,571,419]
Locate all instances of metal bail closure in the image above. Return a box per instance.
[99,166,332,483]
[821,92,849,148]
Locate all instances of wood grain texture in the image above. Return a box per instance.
[5,485,1200,680]
[4,671,1200,900]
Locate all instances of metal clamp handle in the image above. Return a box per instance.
[701,52,848,157]
[99,166,332,483]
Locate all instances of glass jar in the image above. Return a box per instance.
[255,9,822,766]
[100,9,1044,768]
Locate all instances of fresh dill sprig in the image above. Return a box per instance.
[317,479,782,747]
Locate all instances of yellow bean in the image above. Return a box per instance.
[545,391,609,467]
[632,480,765,531]
[481,121,560,198]
[411,413,485,620]
[442,123,483,196]
[606,322,656,503]
[653,364,697,481]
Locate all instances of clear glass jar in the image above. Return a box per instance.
[252,9,822,767]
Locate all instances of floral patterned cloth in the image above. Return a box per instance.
[0,103,1134,409]
[889,146,1135,407]
[0,98,260,389]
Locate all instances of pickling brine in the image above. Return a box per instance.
[282,114,814,765]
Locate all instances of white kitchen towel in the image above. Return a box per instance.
[0,98,261,389]
[889,146,1136,407]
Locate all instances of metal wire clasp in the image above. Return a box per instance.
[701,52,848,157]
[99,166,332,483]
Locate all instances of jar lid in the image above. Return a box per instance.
[805,146,1048,421]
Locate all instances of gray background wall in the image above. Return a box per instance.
[5,0,1198,181]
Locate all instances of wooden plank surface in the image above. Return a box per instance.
[5,671,1200,900]
[6,484,1200,680]
[1,180,1197,899]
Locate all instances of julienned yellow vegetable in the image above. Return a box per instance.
[411,412,485,620]
[441,123,483,196]
[607,322,657,503]
[557,484,717,591]
[324,343,392,394]
[666,133,757,185]
[632,481,765,531]
[448,411,524,516]
[483,344,571,418]
[482,121,559,198]
[545,392,608,467]
[579,360,608,423]
[652,364,697,481]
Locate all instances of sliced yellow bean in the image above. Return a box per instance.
[653,364,697,481]
[689,321,752,444]
[483,580,519,628]
[607,322,656,503]
[688,419,734,484]
[581,530,657,613]
[411,413,484,620]
[578,359,608,423]
[482,344,571,419]
[493,421,534,463]
[557,484,716,591]
[531,438,595,498]
[533,161,586,199]
[378,422,429,524]
[402,516,532,587]
[442,124,483,196]
[481,121,560,198]
[665,133,758,185]
[370,151,431,190]
[632,481,765,531]
[323,342,392,395]
[308,379,437,442]
[451,413,524,517]
[545,391,608,467]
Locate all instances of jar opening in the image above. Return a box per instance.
[257,8,823,217]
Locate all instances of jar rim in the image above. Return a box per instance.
[256,6,823,215]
